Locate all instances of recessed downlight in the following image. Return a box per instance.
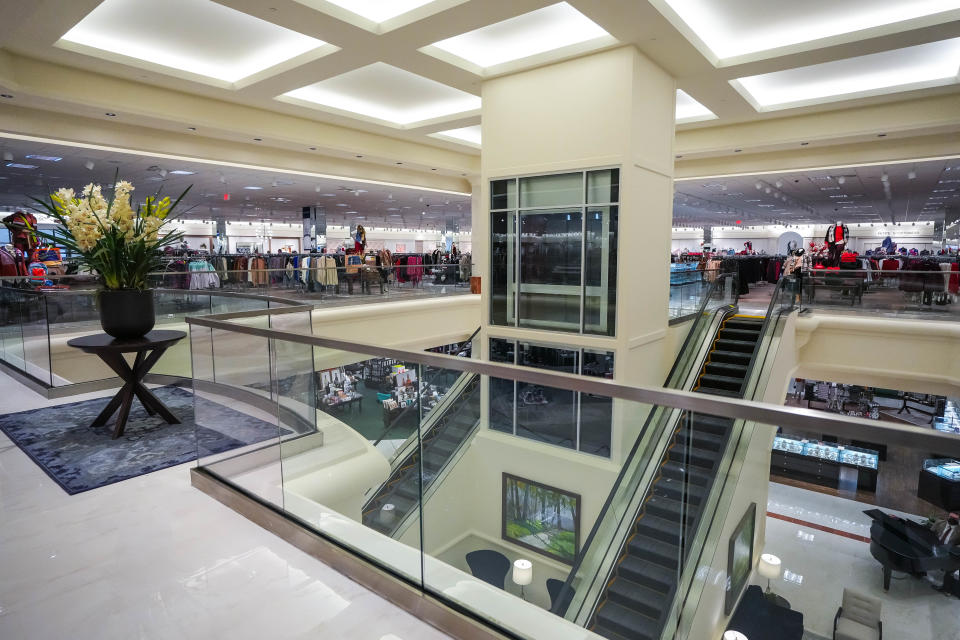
[105,112,117,117]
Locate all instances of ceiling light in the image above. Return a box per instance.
[25,155,62,162]
[5,163,38,169]
[84,160,95,170]
[158,169,168,178]
[281,63,480,126]
[660,0,960,61]
[838,177,846,185]
[675,89,717,123]
[187,126,196,131]
[755,182,763,190]
[775,180,783,188]
[424,3,613,72]
[430,125,482,147]
[800,141,809,146]
[244,186,263,190]
[253,138,262,142]
[908,171,917,179]
[104,112,117,117]
[0,94,12,99]
[731,38,960,111]
[59,0,333,84]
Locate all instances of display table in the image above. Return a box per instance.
[918,460,960,510]
[66,330,186,439]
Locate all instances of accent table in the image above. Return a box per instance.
[67,330,186,438]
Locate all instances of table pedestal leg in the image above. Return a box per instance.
[94,347,180,438]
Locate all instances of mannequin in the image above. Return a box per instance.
[353,224,367,254]
[825,221,849,267]
[2,211,38,254]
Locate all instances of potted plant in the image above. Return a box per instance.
[30,177,190,339]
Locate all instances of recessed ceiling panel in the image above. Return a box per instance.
[57,0,331,84]
[279,63,481,127]
[307,0,439,23]
[731,38,960,111]
[656,0,960,62]
[675,90,717,124]
[422,2,615,74]
[429,125,482,148]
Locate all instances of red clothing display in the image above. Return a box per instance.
[2,212,38,253]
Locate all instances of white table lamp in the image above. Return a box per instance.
[380,503,396,526]
[758,553,782,595]
[512,559,533,600]
[723,631,748,640]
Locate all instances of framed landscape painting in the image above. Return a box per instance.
[725,502,757,615]
[502,473,581,564]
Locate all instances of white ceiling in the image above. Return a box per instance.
[58,0,333,85]
[0,137,471,230]
[1,0,957,159]
[656,0,960,62]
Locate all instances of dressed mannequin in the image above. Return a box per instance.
[353,224,367,254]
[825,221,849,267]
[2,211,38,254]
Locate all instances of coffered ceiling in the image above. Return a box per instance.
[0,0,957,162]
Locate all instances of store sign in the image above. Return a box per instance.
[873,227,926,237]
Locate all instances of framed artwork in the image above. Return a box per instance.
[725,502,757,615]
[501,473,581,564]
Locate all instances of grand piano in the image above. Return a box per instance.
[865,508,960,590]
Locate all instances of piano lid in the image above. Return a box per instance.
[864,508,942,559]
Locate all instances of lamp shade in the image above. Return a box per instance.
[723,631,749,640]
[380,503,396,525]
[512,559,533,586]
[758,553,782,580]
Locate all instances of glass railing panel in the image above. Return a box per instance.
[795,268,960,318]
[279,342,425,586]
[45,291,115,385]
[0,287,27,375]
[20,291,52,385]
[191,321,285,509]
[421,366,647,640]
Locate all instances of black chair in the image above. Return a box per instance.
[465,550,511,590]
[546,578,575,615]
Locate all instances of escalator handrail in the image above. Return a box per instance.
[550,273,737,618]
[660,277,795,640]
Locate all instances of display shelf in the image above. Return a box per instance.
[918,459,960,510]
[770,434,878,492]
[772,435,878,470]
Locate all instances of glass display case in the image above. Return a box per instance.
[923,459,960,480]
[772,435,878,469]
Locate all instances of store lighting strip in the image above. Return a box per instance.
[0,132,471,197]
[676,153,960,182]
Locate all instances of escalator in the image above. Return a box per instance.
[361,374,481,536]
[588,315,766,640]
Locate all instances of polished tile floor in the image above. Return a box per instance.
[0,372,450,640]
[766,482,960,640]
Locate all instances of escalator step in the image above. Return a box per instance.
[704,362,748,378]
[717,328,761,341]
[635,514,685,545]
[685,414,734,435]
[709,350,752,366]
[627,535,681,570]
[644,494,698,524]
[618,555,676,593]
[666,445,717,470]
[713,339,757,353]
[591,624,634,640]
[653,479,705,506]
[607,578,670,619]
[697,387,740,398]
[675,429,724,451]
[697,374,744,391]
[595,600,659,640]
[661,460,712,486]
[724,318,764,331]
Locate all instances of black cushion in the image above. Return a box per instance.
[546,578,575,615]
[465,550,511,590]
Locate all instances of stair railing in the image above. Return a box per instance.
[550,274,739,625]
[659,277,797,640]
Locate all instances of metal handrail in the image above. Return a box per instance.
[549,274,737,620]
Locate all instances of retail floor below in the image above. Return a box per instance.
[0,370,450,640]
[766,481,960,640]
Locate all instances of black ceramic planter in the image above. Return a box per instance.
[98,289,155,339]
